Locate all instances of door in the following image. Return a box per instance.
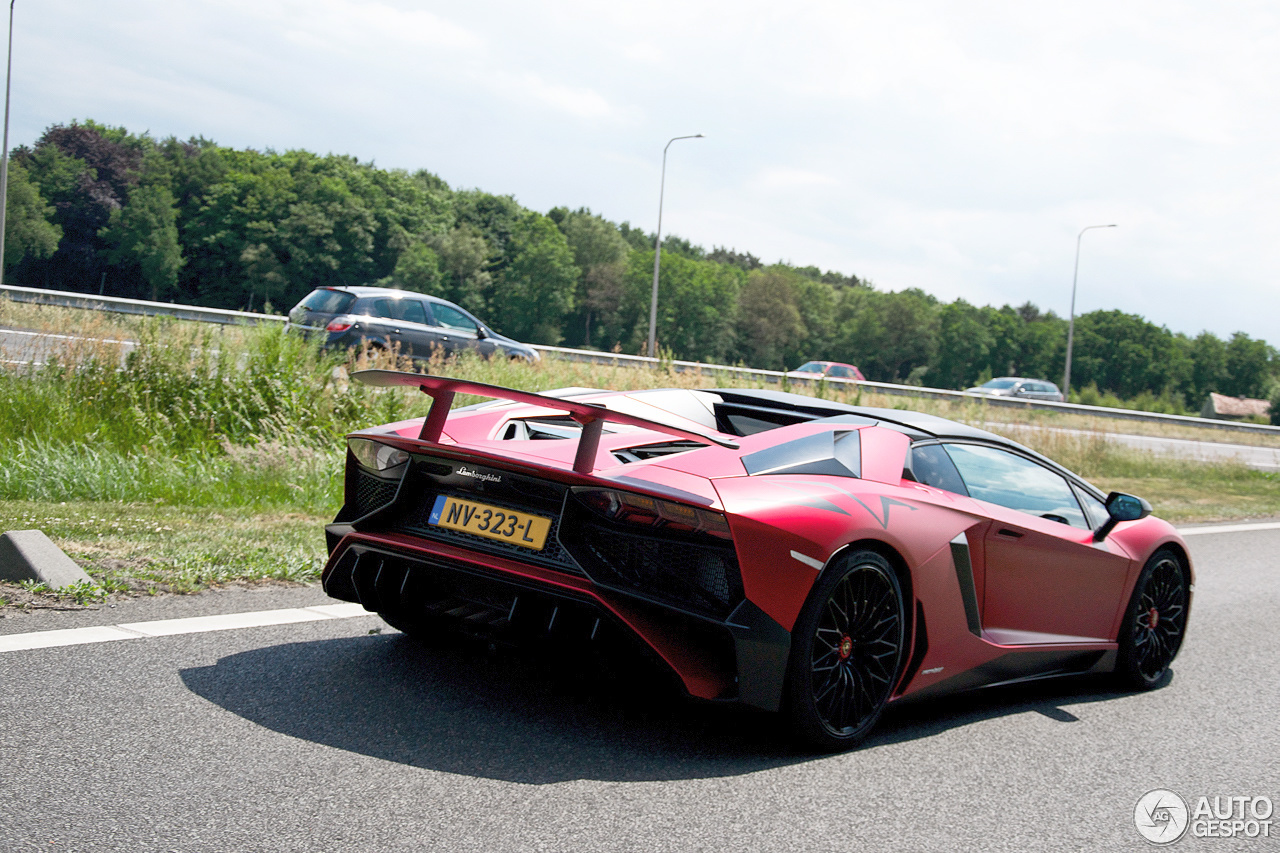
[363,297,444,358]
[429,302,498,357]
[941,442,1131,642]
[384,298,444,359]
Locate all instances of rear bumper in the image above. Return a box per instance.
[322,528,791,711]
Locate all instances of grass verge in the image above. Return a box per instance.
[2,307,1277,611]
[0,500,332,609]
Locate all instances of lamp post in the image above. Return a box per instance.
[0,0,15,288]
[1062,223,1117,399]
[647,133,703,358]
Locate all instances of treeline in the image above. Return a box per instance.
[4,120,1277,411]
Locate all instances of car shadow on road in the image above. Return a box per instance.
[180,632,1158,784]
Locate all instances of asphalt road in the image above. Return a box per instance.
[0,325,134,368]
[991,422,1280,472]
[1,526,1277,852]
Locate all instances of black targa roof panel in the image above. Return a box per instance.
[712,388,1007,442]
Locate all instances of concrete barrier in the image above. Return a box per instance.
[0,530,96,590]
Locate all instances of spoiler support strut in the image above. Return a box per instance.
[352,369,738,476]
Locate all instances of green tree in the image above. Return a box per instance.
[1222,332,1273,398]
[1182,331,1228,405]
[489,211,579,344]
[557,209,632,347]
[735,267,806,370]
[99,182,184,301]
[933,300,994,388]
[787,276,840,368]
[453,190,524,275]
[427,225,493,315]
[385,240,442,294]
[2,160,62,271]
[617,251,742,362]
[1068,310,1189,399]
[834,288,938,382]
[982,306,1022,379]
[1016,310,1067,384]
[16,122,146,293]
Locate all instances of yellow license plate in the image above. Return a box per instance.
[427,495,551,551]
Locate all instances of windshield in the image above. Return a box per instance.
[981,378,1019,390]
[794,362,827,373]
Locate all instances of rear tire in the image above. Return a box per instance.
[785,550,906,751]
[1115,549,1189,690]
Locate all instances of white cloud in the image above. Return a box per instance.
[9,0,1280,340]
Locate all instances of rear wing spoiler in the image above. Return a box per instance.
[351,369,739,474]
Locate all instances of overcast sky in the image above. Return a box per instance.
[10,0,1280,341]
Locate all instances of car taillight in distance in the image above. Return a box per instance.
[327,317,354,333]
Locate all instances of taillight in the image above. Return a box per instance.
[327,318,354,333]
[348,438,409,476]
[573,488,732,539]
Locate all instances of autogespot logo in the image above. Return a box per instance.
[1134,790,1276,843]
[1135,789,1190,845]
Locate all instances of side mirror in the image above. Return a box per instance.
[1093,491,1152,541]
[475,326,488,340]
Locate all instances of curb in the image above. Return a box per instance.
[0,530,96,590]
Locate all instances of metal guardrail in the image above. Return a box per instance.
[0,284,285,326]
[537,344,1280,436]
[5,283,1279,436]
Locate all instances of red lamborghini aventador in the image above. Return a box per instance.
[320,371,1192,750]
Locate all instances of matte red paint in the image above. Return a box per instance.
[330,381,1194,710]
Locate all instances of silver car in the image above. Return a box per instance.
[965,377,1065,402]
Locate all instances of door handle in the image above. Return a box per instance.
[997,529,1025,539]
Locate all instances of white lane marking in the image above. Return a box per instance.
[121,607,333,636]
[303,603,368,618]
[790,549,825,570]
[1,519,1275,653]
[3,328,135,345]
[0,604,373,654]
[0,625,144,653]
[1177,521,1280,536]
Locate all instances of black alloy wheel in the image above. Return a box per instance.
[1116,549,1189,689]
[786,550,906,750]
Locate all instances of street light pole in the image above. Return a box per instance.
[1062,223,1117,399]
[0,0,15,288]
[647,133,703,358]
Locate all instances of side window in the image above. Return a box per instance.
[910,443,968,496]
[1073,485,1109,529]
[370,298,426,323]
[431,303,479,334]
[829,365,852,378]
[399,300,427,325]
[943,443,1089,529]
